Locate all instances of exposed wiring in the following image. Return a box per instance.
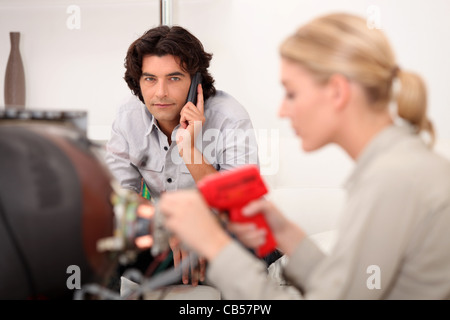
[152,250,174,275]
[144,249,172,277]
[73,251,198,300]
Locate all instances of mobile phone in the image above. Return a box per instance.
[186,72,202,104]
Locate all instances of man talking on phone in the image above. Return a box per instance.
[104,25,275,292]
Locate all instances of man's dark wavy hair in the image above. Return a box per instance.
[124,25,216,104]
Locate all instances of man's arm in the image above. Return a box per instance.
[182,147,218,182]
[105,116,142,193]
[177,83,218,182]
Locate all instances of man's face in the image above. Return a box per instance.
[140,54,191,127]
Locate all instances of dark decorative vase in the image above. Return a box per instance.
[4,32,26,109]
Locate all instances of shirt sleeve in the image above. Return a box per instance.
[216,118,260,171]
[104,115,141,193]
[296,167,420,299]
[206,240,303,300]
[282,237,326,294]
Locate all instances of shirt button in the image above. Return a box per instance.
[164,146,168,151]
[167,178,173,183]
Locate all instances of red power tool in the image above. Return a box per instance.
[197,165,277,258]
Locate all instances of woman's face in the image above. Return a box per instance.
[279,58,338,152]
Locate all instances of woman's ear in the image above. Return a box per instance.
[326,74,351,111]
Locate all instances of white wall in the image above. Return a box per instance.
[2,0,450,236]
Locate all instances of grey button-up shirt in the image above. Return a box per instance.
[105,90,260,200]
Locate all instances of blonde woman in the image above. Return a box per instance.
[158,13,450,299]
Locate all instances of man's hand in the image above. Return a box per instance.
[160,190,232,261]
[133,203,207,286]
[169,236,206,286]
[177,84,205,161]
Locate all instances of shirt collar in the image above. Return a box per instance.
[142,106,158,135]
[143,105,181,141]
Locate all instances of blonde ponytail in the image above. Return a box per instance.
[280,13,435,146]
[396,69,435,146]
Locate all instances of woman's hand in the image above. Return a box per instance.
[239,198,306,256]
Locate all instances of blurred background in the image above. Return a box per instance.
[1,0,450,239]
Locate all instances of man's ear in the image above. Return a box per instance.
[326,74,351,111]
